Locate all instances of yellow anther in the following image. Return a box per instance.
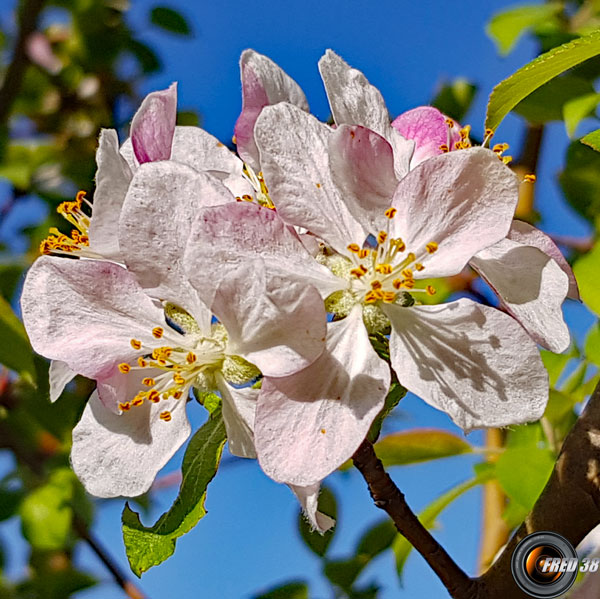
[320,428,326,434]
[402,279,415,289]
[384,207,397,219]
[524,174,536,183]
[350,266,368,278]
[493,143,509,154]
[415,263,425,271]
[174,391,183,400]
[159,411,172,422]
[439,144,449,153]
[232,135,237,144]
[392,279,403,289]
[426,242,438,254]
[148,390,161,403]
[382,291,397,303]
[316,183,322,188]
[459,125,471,139]
[370,280,383,290]
[377,231,387,244]
[186,352,197,364]
[137,357,147,368]
[347,243,360,253]
[401,268,413,279]
[130,339,142,350]
[502,155,513,165]
[119,402,131,411]
[445,118,454,128]
[118,363,131,374]
[131,394,145,407]
[375,263,392,275]
[358,249,370,259]
[142,377,155,387]
[152,327,164,339]
[394,238,406,252]
[173,373,186,386]
[484,128,494,139]
[426,285,437,296]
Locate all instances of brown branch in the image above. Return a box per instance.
[0,0,46,125]
[352,439,477,599]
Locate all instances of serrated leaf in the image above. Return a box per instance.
[564,92,600,137]
[581,128,600,151]
[253,581,308,599]
[373,429,472,467]
[0,295,36,384]
[487,3,562,56]
[486,29,600,132]
[298,485,337,557]
[573,244,600,315]
[122,408,226,576]
[150,6,192,35]
[585,323,600,366]
[19,468,76,550]
[392,473,491,579]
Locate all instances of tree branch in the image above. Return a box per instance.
[0,0,46,126]
[352,439,477,599]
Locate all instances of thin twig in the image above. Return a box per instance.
[352,439,477,599]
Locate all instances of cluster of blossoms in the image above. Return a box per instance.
[20,50,578,531]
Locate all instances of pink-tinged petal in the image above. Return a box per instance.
[391,106,461,168]
[329,125,398,235]
[255,306,389,487]
[391,147,519,278]
[71,390,190,498]
[184,202,342,304]
[130,83,177,165]
[217,376,257,459]
[255,103,366,254]
[508,220,580,300]
[235,49,309,171]
[385,298,548,431]
[318,50,414,179]
[290,483,336,533]
[87,129,132,261]
[96,365,165,413]
[471,238,570,353]
[21,256,176,380]
[49,360,76,403]
[120,161,232,333]
[210,261,327,378]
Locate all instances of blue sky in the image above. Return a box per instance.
[0,1,597,598]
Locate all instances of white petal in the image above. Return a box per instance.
[217,376,257,459]
[254,103,366,254]
[119,161,232,333]
[329,125,398,235]
[470,238,570,353]
[184,202,342,303]
[255,306,389,486]
[508,220,580,300]
[71,390,190,497]
[391,147,520,278]
[290,483,335,533]
[210,261,327,377]
[21,256,176,380]
[96,365,164,413]
[385,298,548,431]
[235,49,308,171]
[88,129,132,260]
[49,360,77,402]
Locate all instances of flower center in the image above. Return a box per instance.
[236,164,275,209]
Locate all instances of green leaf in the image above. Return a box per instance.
[487,3,562,56]
[560,141,600,227]
[19,468,76,550]
[367,381,406,443]
[356,518,397,559]
[541,347,577,388]
[573,243,600,315]
[373,429,472,467]
[585,322,600,366]
[392,473,491,579]
[486,29,600,132]
[253,581,308,599]
[298,485,337,557]
[0,294,36,384]
[496,446,555,511]
[431,79,477,123]
[324,557,366,591]
[513,75,594,124]
[564,92,600,137]
[122,408,226,576]
[581,128,600,152]
[150,6,192,35]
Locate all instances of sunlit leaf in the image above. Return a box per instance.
[585,323,600,366]
[0,294,36,384]
[573,243,600,316]
[122,407,226,576]
[486,29,600,132]
[487,3,562,56]
[581,128,600,152]
[541,346,578,388]
[564,93,600,137]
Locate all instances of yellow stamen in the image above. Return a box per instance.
[426,285,436,296]
[138,357,147,368]
[142,377,155,387]
[118,363,131,374]
[415,263,425,271]
[371,280,383,290]
[524,173,536,183]
[130,339,142,350]
[439,144,449,153]
[377,231,387,244]
[401,268,413,279]
[426,242,438,254]
[148,390,161,403]
[131,394,145,407]
[347,243,360,253]
[384,207,397,219]
[119,402,131,411]
[173,373,186,386]
[445,118,454,128]
[152,327,164,339]
[358,249,370,259]
[186,352,197,364]
[160,411,172,422]
[382,291,397,303]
